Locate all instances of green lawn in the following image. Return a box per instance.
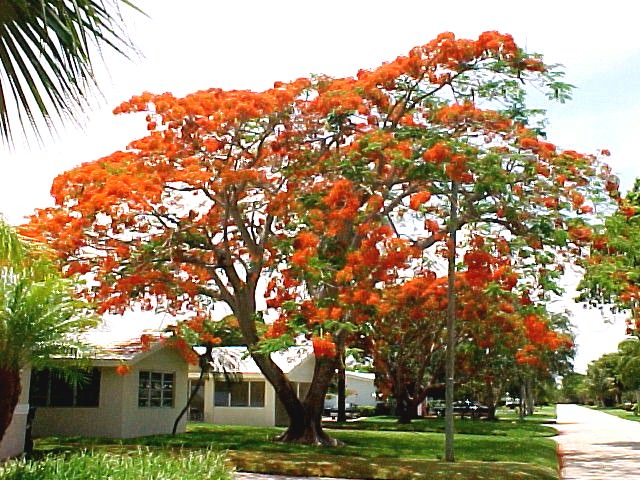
[33,410,560,480]
[586,405,640,422]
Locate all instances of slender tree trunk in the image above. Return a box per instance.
[173,348,211,435]
[526,378,535,416]
[0,367,21,443]
[337,345,347,423]
[519,383,526,419]
[444,181,459,462]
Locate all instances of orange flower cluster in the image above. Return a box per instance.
[312,335,337,358]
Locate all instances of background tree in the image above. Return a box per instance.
[560,372,589,404]
[615,338,640,405]
[24,32,611,447]
[0,219,95,442]
[586,352,621,407]
[0,0,140,144]
[578,177,640,337]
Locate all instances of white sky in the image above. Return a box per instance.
[1,0,638,372]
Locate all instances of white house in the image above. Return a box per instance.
[189,346,314,427]
[31,338,189,439]
[324,371,377,410]
[189,346,377,426]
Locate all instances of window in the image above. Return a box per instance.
[138,371,174,408]
[29,369,101,407]
[214,380,265,407]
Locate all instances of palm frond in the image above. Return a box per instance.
[0,0,141,144]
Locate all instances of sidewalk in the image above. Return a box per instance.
[235,474,355,480]
[554,404,640,479]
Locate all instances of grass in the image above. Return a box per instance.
[33,407,560,480]
[0,448,231,480]
[586,405,640,422]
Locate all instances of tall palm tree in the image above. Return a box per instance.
[0,0,140,144]
[0,219,95,442]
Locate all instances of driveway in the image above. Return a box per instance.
[555,404,640,479]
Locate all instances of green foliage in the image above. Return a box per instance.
[0,219,96,371]
[578,178,640,327]
[560,372,589,404]
[0,448,232,480]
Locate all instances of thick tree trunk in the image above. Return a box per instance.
[232,280,340,445]
[274,355,341,445]
[0,367,21,443]
[396,395,418,424]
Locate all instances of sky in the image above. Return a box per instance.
[1,0,638,372]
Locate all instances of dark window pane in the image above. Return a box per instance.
[230,382,249,407]
[76,369,101,407]
[49,374,74,407]
[214,381,229,406]
[250,382,265,407]
[29,370,50,407]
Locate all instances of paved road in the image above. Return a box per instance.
[555,404,640,479]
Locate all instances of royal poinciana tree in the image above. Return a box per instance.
[373,242,574,423]
[578,177,640,336]
[25,31,612,447]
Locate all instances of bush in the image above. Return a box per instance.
[0,448,232,480]
[356,405,376,417]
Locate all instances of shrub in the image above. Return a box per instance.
[356,405,376,417]
[0,448,232,480]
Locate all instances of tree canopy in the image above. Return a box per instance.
[23,31,614,446]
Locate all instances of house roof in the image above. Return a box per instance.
[205,346,313,375]
[88,336,164,363]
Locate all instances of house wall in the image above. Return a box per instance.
[32,366,126,438]
[201,356,317,427]
[345,375,377,407]
[120,347,188,438]
[0,366,31,459]
[324,374,377,409]
[32,347,188,439]
[205,374,277,427]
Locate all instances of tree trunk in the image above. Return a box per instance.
[0,367,21,443]
[337,346,347,423]
[173,348,210,435]
[396,395,418,424]
[233,279,340,445]
[526,378,535,416]
[519,383,526,419]
[444,180,459,462]
[273,356,341,445]
[482,380,499,421]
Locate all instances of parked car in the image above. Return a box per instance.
[431,400,489,419]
